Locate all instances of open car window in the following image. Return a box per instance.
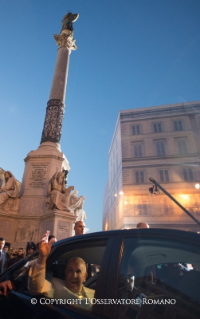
[117,237,200,319]
[0,252,39,294]
[27,240,107,313]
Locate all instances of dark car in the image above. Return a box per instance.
[0,228,200,319]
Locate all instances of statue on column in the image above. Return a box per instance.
[61,12,79,33]
[0,171,19,211]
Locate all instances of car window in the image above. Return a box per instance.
[27,241,107,313]
[0,253,39,294]
[117,238,200,319]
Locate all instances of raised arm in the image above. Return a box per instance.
[28,231,55,296]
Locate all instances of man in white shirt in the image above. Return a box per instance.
[28,231,94,308]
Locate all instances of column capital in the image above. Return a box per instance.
[54,30,77,51]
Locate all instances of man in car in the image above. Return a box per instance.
[74,221,85,236]
[28,231,94,307]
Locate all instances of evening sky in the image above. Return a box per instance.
[0,0,200,233]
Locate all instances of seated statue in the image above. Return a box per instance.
[70,190,85,211]
[47,172,87,217]
[47,171,74,211]
[70,190,86,222]
[0,171,19,211]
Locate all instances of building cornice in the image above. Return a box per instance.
[122,153,200,163]
[122,161,200,169]
[120,102,200,121]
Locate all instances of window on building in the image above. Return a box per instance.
[159,169,170,182]
[137,204,148,215]
[132,124,141,135]
[155,140,166,156]
[182,168,194,181]
[133,143,143,157]
[135,171,145,184]
[177,138,188,154]
[153,122,163,133]
[174,120,184,131]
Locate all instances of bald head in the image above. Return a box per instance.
[137,222,149,229]
[74,221,85,236]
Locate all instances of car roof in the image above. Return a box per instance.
[52,228,200,247]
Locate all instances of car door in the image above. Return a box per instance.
[102,229,200,319]
[0,234,121,319]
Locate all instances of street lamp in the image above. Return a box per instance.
[195,184,200,189]
[114,191,124,197]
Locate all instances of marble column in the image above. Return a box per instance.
[41,29,77,145]
[17,15,79,246]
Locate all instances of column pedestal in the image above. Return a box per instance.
[14,142,74,246]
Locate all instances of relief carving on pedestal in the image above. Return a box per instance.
[14,223,39,242]
[19,198,44,215]
[0,171,19,212]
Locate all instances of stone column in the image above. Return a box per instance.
[17,15,79,246]
[41,30,77,145]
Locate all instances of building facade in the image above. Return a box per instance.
[103,101,200,232]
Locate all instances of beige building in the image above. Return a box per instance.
[103,101,200,232]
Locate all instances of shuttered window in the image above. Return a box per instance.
[159,170,170,182]
[183,169,194,181]
[177,139,188,154]
[132,125,141,135]
[174,120,183,131]
[155,140,166,156]
[153,122,163,133]
[135,171,145,184]
[133,143,143,157]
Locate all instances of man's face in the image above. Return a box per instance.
[65,259,87,293]
[18,249,23,256]
[28,248,34,254]
[74,222,85,235]
[3,247,8,252]
[0,240,5,250]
